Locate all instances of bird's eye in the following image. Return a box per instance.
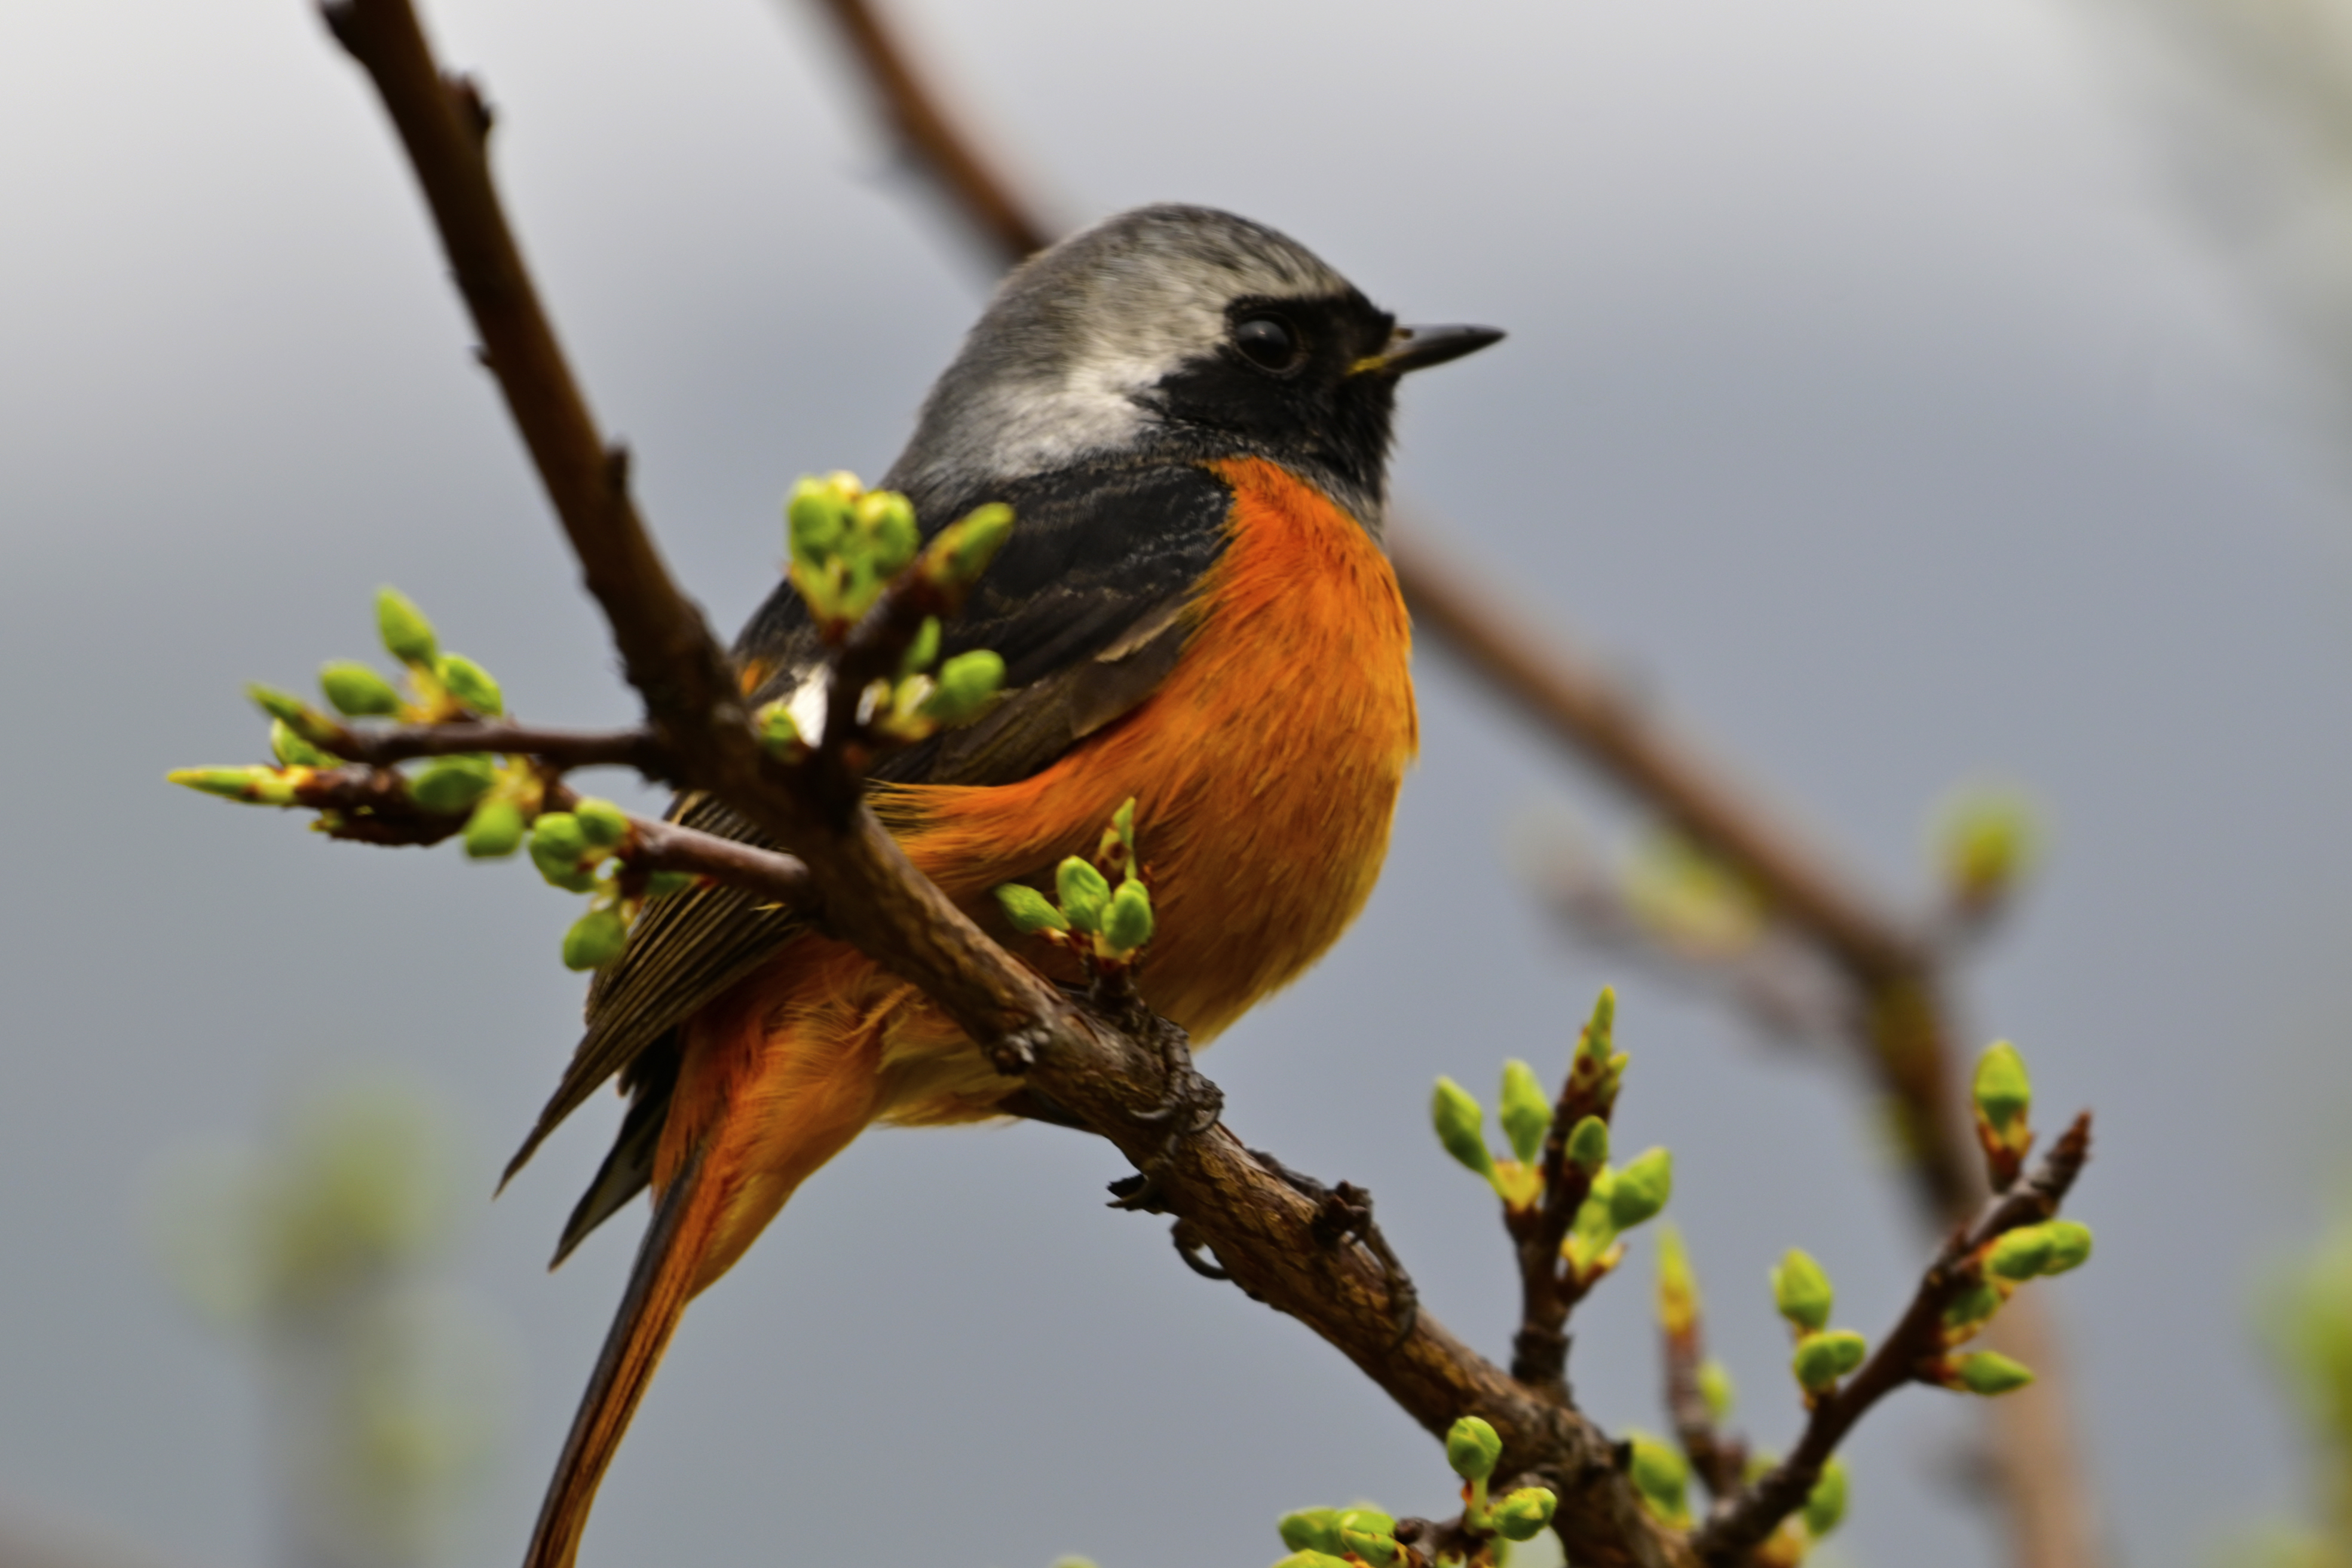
[1232,315,1300,370]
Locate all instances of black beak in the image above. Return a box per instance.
[1358,323,1506,375]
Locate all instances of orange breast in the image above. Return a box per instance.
[884,454,1418,1046]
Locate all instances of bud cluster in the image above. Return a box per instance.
[1269,1417,1557,1568]
[993,799,1156,972]
[1765,1248,1868,1402]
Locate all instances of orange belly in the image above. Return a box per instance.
[659,456,1416,1283]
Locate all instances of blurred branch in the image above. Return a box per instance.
[782,2,2105,1564]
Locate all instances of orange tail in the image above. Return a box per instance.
[523,1135,724,1568]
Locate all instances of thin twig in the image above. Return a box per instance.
[1692,1113,2095,1563]
[318,719,672,776]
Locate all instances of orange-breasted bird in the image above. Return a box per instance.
[506,203,1501,1567]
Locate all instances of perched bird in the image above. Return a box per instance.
[508,203,1500,1567]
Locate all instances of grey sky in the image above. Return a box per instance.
[3,1,2349,1566]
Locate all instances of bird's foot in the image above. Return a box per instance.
[1251,1152,1421,1349]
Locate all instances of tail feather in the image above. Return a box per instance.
[523,1136,720,1568]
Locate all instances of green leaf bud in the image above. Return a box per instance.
[435,653,503,716]
[1973,1040,2032,1131]
[1499,1059,1551,1164]
[247,683,312,727]
[918,649,1004,726]
[409,754,496,814]
[1936,785,2039,905]
[1275,1509,1345,1556]
[1943,1281,2002,1331]
[1431,1080,1496,1181]
[1567,1113,1609,1174]
[463,796,525,858]
[530,813,595,889]
[1445,1414,1503,1481]
[1792,1329,1868,1394]
[1102,877,1154,956]
[318,660,402,718]
[561,906,628,971]
[1697,1359,1737,1423]
[1608,1146,1673,1229]
[644,870,698,898]
[757,700,801,754]
[1580,985,1617,1066]
[271,720,332,769]
[375,586,438,666]
[1656,1223,1699,1336]
[1772,1248,1834,1333]
[1494,1487,1558,1542]
[1111,797,1137,853]
[1626,1431,1689,1524]
[2041,1220,2093,1276]
[572,797,630,849]
[786,474,853,566]
[994,882,1071,935]
[1270,1555,1354,1568]
[1955,1350,2035,1395]
[1055,856,1111,934]
[1803,1457,1849,1537]
[921,501,1014,589]
[856,488,920,572]
[901,615,941,676]
[167,766,301,806]
[1987,1225,2057,1282]
[1336,1510,1399,1567]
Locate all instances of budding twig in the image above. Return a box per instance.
[1690,1112,2094,1563]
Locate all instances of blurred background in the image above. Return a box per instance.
[5,0,2352,1564]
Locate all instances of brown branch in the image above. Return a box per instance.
[313,7,1695,1562]
[1507,1021,1618,1397]
[800,0,1055,263]
[1692,1112,2094,1564]
[318,719,672,776]
[1661,1299,1746,1503]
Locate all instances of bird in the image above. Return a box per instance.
[506,202,1501,1568]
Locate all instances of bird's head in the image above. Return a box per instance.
[887,204,1502,526]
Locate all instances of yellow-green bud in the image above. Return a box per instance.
[463,796,525,858]
[786,475,852,567]
[921,501,1014,589]
[1567,1114,1609,1174]
[1697,1359,1736,1423]
[1772,1248,1834,1333]
[1055,856,1111,934]
[757,700,801,754]
[375,586,437,666]
[1973,1040,2031,1131]
[1445,1415,1503,1481]
[1102,877,1154,956]
[856,489,920,572]
[409,754,495,814]
[1656,1223,1699,1337]
[2041,1220,2093,1276]
[1937,786,2038,904]
[561,906,628,971]
[572,797,630,849]
[918,650,1004,726]
[1275,1509,1345,1556]
[1626,1431,1689,1524]
[1431,1080,1496,1181]
[995,883,1070,935]
[1792,1329,1867,1394]
[271,720,333,769]
[1270,1555,1353,1568]
[530,813,595,890]
[1580,985,1618,1065]
[167,766,300,806]
[1943,1281,2001,1330]
[901,615,941,676]
[1336,1510,1398,1566]
[1494,1487,1558,1542]
[435,653,503,716]
[1110,796,1137,854]
[1987,1225,2057,1282]
[247,683,312,727]
[1955,1350,2035,1395]
[645,870,697,898]
[1609,1146,1673,1229]
[1499,1059,1551,1164]
[318,660,402,717]
[1803,1457,1849,1537]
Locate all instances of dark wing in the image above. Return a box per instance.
[516,460,1233,1260]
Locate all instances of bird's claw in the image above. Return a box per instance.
[1251,1151,1420,1348]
